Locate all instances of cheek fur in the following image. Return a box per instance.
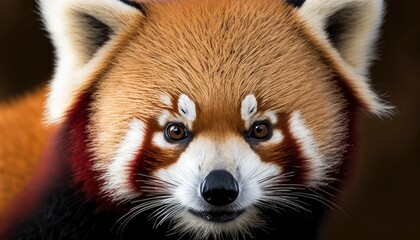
[66,91,185,204]
[255,114,310,185]
[66,90,105,201]
[132,122,185,194]
[256,111,354,187]
[101,118,145,202]
[289,112,328,186]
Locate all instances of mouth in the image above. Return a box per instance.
[188,209,245,222]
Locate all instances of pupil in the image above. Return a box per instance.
[173,127,181,135]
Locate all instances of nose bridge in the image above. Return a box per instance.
[200,123,237,141]
[200,136,238,174]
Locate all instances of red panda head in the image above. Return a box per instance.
[41,0,391,238]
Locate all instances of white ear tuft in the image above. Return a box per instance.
[40,0,142,123]
[299,0,384,75]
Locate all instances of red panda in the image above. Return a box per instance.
[1,0,391,239]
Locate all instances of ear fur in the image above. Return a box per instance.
[299,0,384,75]
[298,0,392,115]
[40,0,142,123]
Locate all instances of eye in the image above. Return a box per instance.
[165,123,189,141]
[249,121,271,140]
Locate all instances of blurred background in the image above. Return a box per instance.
[0,0,418,239]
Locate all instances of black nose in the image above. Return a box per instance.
[200,170,239,206]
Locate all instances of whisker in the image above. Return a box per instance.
[112,173,179,237]
[155,205,184,228]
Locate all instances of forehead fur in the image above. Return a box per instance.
[90,0,349,161]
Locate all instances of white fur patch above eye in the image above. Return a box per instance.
[264,111,278,125]
[289,112,327,185]
[160,94,172,107]
[241,94,258,121]
[158,110,170,127]
[102,118,144,202]
[178,94,196,122]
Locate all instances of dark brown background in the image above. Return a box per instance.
[0,1,418,239]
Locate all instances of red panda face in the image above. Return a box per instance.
[85,84,350,237]
[49,0,389,238]
[65,2,354,237]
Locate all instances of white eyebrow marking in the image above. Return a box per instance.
[102,118,144,202]
[289,111,327,186]
[178,94,196,122]
[160,94,172,107]
[158,110,170,127]
[241,94,258,121]
[264,111,278,125]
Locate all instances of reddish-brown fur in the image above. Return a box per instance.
[0,88,54,215]
[1,0,364,217]
[0,1,382,239]
[89,0,350,176]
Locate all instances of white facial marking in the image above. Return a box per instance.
[264,110,278,124]
[160,94,172,106]
[230,139,282,208]
[289,111,327,185]
[154,136,283,239]
[102,118,144,202]
[158,110,170,127]
[261,129,284,146]
[241,94,258,121]
[152,132,177,149]
[178,94,196,122]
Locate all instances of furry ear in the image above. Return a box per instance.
[40,0,143,123]
[299,0,384,76]
[298,0,391,115]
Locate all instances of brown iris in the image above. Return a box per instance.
[250,121,271,140]
[165,123,188,141]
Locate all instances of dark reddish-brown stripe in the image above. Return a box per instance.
[66,90,105,202]
[255,113,310,184]
[327,76,359,192]
[131,119,186,194]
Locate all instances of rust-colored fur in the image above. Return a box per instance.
[0,0,355,212]
[89,0,349,168]
[1,0,389,239]
[0,89,52,215]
